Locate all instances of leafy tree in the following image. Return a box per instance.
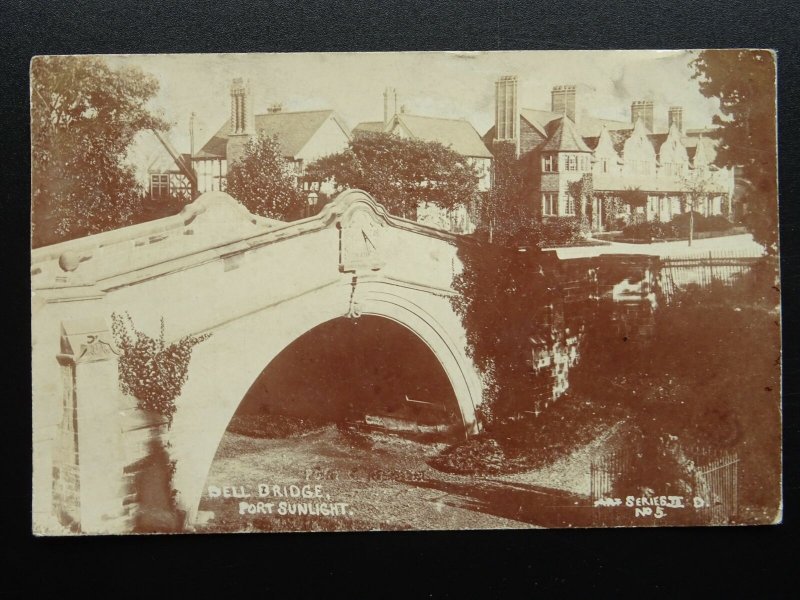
[481,141,529,243]
[692,50,778,253]
[225,134,304,220]
[305,132,480,219]
[679,168,717,245]
[31,56,168,247]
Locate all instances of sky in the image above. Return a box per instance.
[103,50,721,160]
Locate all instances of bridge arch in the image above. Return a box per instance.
[166,272,481,525]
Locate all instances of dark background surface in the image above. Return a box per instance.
[4,0,798,595]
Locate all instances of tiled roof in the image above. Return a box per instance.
[195,110,348,160]
[353,121,386,134]
[540,117,592,152]
[391,114,493,158]
[520,109,562,137]
[520,109,631,140]
[577,115,632,138]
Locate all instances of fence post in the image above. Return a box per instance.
[708,251,714,282]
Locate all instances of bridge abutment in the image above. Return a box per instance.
[50,318,132,534]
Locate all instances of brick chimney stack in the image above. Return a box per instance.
[668,106,684,133]
[551,84,579,126]
[495,75,520,156]
[230,78,254,135]
[631,100,654,132]
[228,78,255,165]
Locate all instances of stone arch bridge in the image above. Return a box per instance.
[31,190,484,534]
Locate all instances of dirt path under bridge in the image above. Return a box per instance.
[194,424,607,533]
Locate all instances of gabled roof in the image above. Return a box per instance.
[195,110,350,160]
[151,129,197,187]
[659,122,689,164]
[622,118,657,159]
[540,117,592,153]
[592,125,660,155]
[591,125,618,158]
[688,136,717,166]
[389,114,493,159]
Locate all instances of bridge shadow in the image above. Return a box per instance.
[410,476,597,529]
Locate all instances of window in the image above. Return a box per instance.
[150,174,169,199]
[599,158,608,173]
[542,193,558,216]
[579,156,588,171]
[565,193,576,215]
[542,154,555,172]
[566,155,577,171]
[629,160,652,175]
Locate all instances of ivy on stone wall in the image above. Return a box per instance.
[567,174,594,231]
[111,312,211,428]
[599,194,627,229]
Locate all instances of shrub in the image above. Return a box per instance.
[607,216,628,231]
[670,212,733,235]
[700,214,734,232]
[622,221,678,240]
[670,211,701,236]
[530,217,584,247]
[111,312,211,428]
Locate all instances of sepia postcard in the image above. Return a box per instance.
[30,50,781,535]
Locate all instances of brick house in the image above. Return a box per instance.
[483,76,735,231]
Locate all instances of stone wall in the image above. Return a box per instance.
[524,254,659,416]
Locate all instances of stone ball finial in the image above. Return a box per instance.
[58,251,80,272]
